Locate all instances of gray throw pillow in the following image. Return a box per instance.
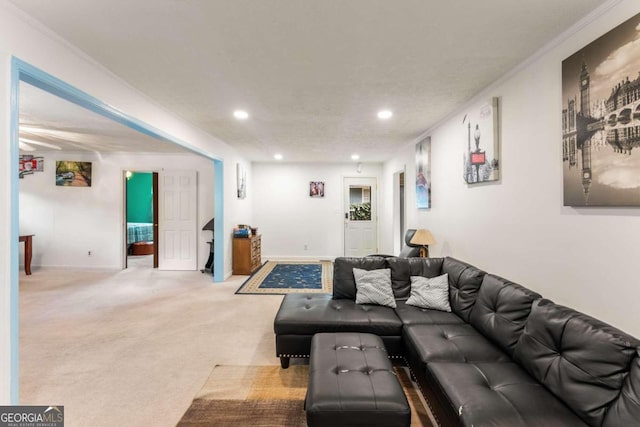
[406,274,451,312]
[353,268,396,308]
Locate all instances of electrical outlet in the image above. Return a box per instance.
[88,251,92,256]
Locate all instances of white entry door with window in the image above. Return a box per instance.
[158,170,198,270]
[344,177,378,257]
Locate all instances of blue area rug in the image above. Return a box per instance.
[235,261,333,295]
[260,264,322,289]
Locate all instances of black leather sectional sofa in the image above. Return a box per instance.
[274,256,640,426]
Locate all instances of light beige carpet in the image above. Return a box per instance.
[20,267,284,427]
[177,365,435,426]
[235,261,333,295]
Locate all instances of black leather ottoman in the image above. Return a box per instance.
[305,333,411,427]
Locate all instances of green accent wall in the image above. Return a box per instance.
[126,172,153,223]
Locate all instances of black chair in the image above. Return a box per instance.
[368,229,421,258]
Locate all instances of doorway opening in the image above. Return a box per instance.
[8,57,225,403]
[392,169,406,255]
[125,171,158,269]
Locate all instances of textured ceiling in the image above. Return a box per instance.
[11,0,606,162]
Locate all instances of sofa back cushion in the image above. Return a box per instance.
[442,257,486,322]
[333,257,388,300]
[603,350,640,427]
[386,257,444,299]
[469,274,541,357]
[514,299,640,426]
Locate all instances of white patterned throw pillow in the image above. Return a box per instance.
[353,268,396,308]
[406,274,451,312]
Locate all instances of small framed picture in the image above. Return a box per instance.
[236,163,246,199]
[19,155,44,179]
[56,161,92,187]
[309,181,325,198]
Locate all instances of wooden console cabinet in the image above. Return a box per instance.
[233,235,262,275]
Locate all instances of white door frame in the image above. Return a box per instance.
[121,170,159,269]
[392,167,406,255]
[342,176,379,257]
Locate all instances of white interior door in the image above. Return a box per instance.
[344,177,378,257]
[158,170,198,270]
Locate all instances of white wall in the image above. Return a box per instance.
[19,151,214,270]
[382,0,640,337]
[0,55,11,403]
[252,162,382,260]
[0,3,253,402]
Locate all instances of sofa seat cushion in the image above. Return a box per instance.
[394,300,465,326]
[274,293,402,336]
[427,362,588,427]
[403,323,510,367]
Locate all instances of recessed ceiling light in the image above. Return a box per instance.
[351,154,360,161]
[377,110,393,120]
[274,153,283,160]
[233,110,249,120]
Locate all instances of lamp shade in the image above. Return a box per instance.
[410,229,436,246]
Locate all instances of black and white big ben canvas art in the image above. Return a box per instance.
[562,12,640,207]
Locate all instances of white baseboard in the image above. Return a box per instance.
[263,255,336,262]
[23,264,121,271]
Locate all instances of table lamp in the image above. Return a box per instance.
[410,229,436,257]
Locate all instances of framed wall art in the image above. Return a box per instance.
[562,12,640,207]
[309,181,325,197]
[236,163,246,199]
[19,155,44,179]
[462,97,500,184]
[415,136,431,209]
[55,161,92,187]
